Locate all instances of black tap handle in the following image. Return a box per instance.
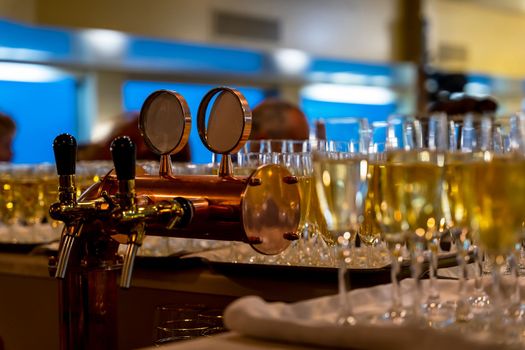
[110,136,136,181]
[53,134,77,176]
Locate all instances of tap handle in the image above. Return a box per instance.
[110,136,136,181]
[53,134,77,176]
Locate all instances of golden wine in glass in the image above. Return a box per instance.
[468,153,525,341]
[357,161,382,267]
[374,150,444,323]
[314,147,368,325]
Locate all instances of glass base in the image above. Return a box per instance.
[374,308,412,326]
[468,293,492,318]
[421,301,456,329]
[337,314,357,326]
[506,302,525,321]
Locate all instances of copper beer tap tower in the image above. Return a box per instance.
[48,87,301,349]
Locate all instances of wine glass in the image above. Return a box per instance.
[314,117,369,146]
[314,116,369,265]
[442,113,494,323]
[280,144,320,266]
[153,304,214,345]
[358,121,388,268]
[467,151,525,344]
[373,114,447,324]
[313,140,368,325]
[490,113,525,331]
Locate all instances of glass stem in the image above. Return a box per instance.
[457,250,468,296]
[389,243,402,313]
[410,242,424,320]
[473,245,485,294]
[366,244,373,268]
[491,257,504,320]
[491,256,517,344]
[455,248,471,321]
[428,240,440,303]
[337,243,356,325]
[349,232,356,268]
[509,251,521,307]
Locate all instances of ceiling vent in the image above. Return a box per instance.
[213,11,280,42]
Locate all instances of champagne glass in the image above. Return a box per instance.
[370,115,410,324]
[281,143,321,266]
[0,164,15,227]
[314,116,369,264]
[358,121,388,268]
[153,305,210,345]
[442,113,494,322]
[443,152,479,322]
[313,140,368,325]
[468,152,525,343]
[493,113,525,327]
[373,114,447,324]
[416,113,456,326]
[314,117,369,145]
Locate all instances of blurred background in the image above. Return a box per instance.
[0,0,524,163]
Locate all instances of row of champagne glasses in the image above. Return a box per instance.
[0,161,113,243]
[234,139,393,269]
[310,112,525,345]
[230,114,525,339]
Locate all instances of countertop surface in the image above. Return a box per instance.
[140,332,322,350]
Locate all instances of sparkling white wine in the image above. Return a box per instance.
[374,150,443,243]
[313,154,368,243]
[297,175,313,230]
[470,155,525,255]
[309,186,329,243]
[443,152,480,247]
[358,163,382,246]
[0,174,15,224]
[14,177,44,225]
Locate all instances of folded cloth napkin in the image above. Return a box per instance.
[224,279,517,350]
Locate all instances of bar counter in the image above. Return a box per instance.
[0,239,462,350]
[0,250,343,350]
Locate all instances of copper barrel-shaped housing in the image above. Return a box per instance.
[81,164,301,255]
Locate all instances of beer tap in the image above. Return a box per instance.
[110,136,142,289]
[50,134,83,279]
[50,134,115,278]
[110,136,194,288]
[50,87,302,350]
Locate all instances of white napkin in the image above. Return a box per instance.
[224,279,516,350]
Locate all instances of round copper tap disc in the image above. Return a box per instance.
[197,87,252,155]
[139,90,191,156]
[241,164,300,255]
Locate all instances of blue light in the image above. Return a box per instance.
[123,81,265,163]
[309,58,394,77]
[129,38,264,73]
[301,98,396,141]
[0,19,72,58]
[467,74,492,86]
[0,78,77,163]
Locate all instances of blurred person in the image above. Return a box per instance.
[79,112,191,162]
[250,99,309,140]
[0,112,15,162]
